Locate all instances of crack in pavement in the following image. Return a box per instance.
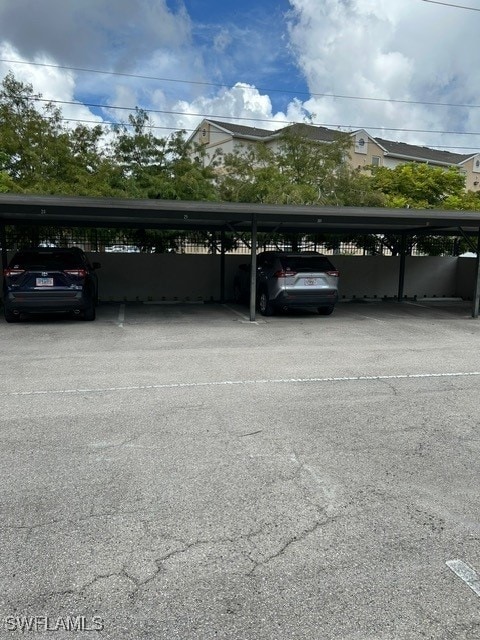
[20,588,77,610]
[242,450,346,576]
[79,569,138,594]
[65,527,263,598]
[246,516,333,576]
[6,452,348,608]
[288,450,344,515]
[135,527,266,591]
[379,379,399,396]
[0,507,150,539]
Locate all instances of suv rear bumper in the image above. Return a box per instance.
[4,290,90,313]
[273,290,338,308]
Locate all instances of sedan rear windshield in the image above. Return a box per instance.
[279,257,335,272]
[10,252,83,270]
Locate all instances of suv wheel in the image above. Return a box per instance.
[259,290,274,316]
[318,306,334,316]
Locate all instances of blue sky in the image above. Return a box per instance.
[0,0,479,152]
[182,0,306,109]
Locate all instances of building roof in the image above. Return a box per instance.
[375,137,472,166]
[278,122,348,143]
[207,120,347,143]
[207,119,274,140]
[202,119,475,168]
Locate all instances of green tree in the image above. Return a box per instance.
[218,127,383,207]
[363,162,472,255]
[217,126,384,250]
[0,74,220,251]
[0,72,63,189]
[111,108,217,201]
[371,162,465,208]
[0,73,119,196]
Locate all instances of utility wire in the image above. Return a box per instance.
[29,95,480,139]
[6,62,480,150]
[421,0,480,11]
[58,116,480,151]
[3,56,480,111]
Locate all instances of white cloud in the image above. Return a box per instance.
[162,84,280,134]
[1,0,480,155]
[286,0,480,151]
[0,43,103,127]
[213,30,232,54]
[0,0,193,70]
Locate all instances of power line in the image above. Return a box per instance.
[57,116,480,151]
[5,63,480,150]
[421,0,480,11]
[3,56,480,111]
[5,61,480,153]
[28,95,480,139]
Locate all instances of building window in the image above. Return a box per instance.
[371,156,381,167]
[200,127,209,144]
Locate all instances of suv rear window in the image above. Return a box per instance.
[279,256,335,272]
[10,251,84,270]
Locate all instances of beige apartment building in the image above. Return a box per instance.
[189,119,480,191]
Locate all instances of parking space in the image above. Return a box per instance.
[1,301,480,639]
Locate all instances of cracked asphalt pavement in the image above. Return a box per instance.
[1,301,480,639]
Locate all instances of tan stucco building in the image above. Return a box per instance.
[189,119,480,191]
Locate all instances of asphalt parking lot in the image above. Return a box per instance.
[1,300,480,639]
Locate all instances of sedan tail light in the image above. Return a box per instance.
[274,270,297,278]
[64,269,87,277]
[326,270,339,277]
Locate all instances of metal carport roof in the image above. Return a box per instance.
[1,193,480,234]
[1,193,480,320]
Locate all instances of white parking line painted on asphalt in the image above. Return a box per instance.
[5,370,480,398]
[222,304,259,324]
[406,302,431,309]
[446,559,480,597]
[357,315,387,323]
[117,303,125,327]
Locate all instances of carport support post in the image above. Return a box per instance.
[249,214,258,322]
[397,233,407,302]
[0,223,7,271]
[220,229,226,303]
[472,228,480,318]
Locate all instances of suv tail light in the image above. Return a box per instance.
[274,269,297,278]
[64,269,87,277]
[326,270,339,277]
[4,268,25,277]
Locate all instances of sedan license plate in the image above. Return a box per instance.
[36,277,54,287]
[304,278,317,286]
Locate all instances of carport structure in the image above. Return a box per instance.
[2,193,480,320]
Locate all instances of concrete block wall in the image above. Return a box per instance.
[332,255,458,299]
[83,253,472,302]
[88,253,223,302]
[455,257,477,300]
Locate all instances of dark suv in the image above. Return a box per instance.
[3,247,100,322]
[234,251,339,316]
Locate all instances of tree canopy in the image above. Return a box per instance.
[1,72,479,253]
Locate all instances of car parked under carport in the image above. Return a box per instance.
[234,251,339,316]
[3,247,100,322]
